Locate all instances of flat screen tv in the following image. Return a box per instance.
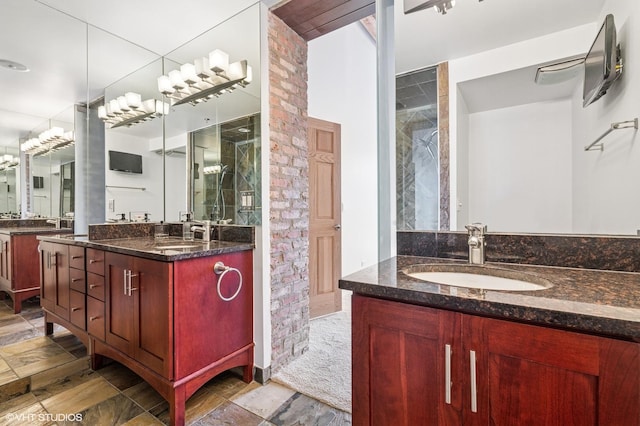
[583,14,621,107]
[109,150,143,174]
[33,176,44,189]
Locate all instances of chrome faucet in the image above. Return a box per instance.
[46,217,61,229]
[465,223,487,265]
[190,220,212,242]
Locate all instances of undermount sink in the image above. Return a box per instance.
[403,264,553,291]
[155,244,203,250]
[153,239,206,250]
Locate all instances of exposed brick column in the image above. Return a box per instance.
[268,12,310,372]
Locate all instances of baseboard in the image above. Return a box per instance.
[254,365,271,384]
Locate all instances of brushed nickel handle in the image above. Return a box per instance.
[90,316,100,321]
[123,270,128,295]
[89,284,100,289]
[128,273,138,296]
[71,255,83,259]
[71,307,81,312]
[89,259,102,264]
[72,278,82,282]
[445,344,452,405]
[470,350,477,413]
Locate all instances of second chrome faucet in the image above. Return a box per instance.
[465,223,487,265]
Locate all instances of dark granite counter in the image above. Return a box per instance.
[37,234,254,261]
[0,227,72,236]
[339,255,640,342]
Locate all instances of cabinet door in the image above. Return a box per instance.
[352,295,461,426]
[0,234,10,284]
[39,242,56,312]
[52,244,70,320]
[133,257,171,378]
[39,242,69,319]
[105,252,134,356]
[464,316,640,426]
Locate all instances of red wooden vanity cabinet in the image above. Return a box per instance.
[352,294,640,425]
[41,242,254,426]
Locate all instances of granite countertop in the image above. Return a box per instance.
[339,255,640,342]
[37,234,254,261]
[0,227,73,236]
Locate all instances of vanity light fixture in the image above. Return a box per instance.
[20,127,75,156]
[0,155,19,171]
[98,92,170,129]
[203,164,224,175]
[157,49,252,107]
[404,0,456,14]
[535,57,585,85]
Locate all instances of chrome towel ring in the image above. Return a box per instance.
[213,261,243,301]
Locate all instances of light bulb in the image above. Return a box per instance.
[209,49,229,74]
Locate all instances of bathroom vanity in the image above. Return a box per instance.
[341,256,640,425]
[38,229,254,426]
[0,225,71,313]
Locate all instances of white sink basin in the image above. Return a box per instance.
[155,244,203,250]
[403,264,552,291]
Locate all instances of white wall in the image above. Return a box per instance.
[571,0,640,234]
[447,1,640,235]
[308,22,378,275]
[149,133,188,222]
[448,25,595,231]
[467,100,573,233]
[105,133,164,221]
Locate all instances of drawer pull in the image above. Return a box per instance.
[90,316,100,321]
[89,259,103,264]
[71,307,81,312]
[72,278,82,282]
[71,255,83,260]
[445,344,452,405]
[89,284,101,289]
[470,350,478,413]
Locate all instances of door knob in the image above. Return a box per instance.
[334,224,341,230]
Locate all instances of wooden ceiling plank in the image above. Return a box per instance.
[302,3,376,40]
[289,1,374,35]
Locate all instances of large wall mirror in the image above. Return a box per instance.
[1,1,261,227]
[163,4,262,224]
[395,0,639,236]
[0,0,86,221]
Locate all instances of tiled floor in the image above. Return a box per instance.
[0,297,352,425]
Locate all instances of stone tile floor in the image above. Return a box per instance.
[0,297,352,425]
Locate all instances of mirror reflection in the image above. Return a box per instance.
[396,0,639,235]
[1,1,261,229]
[191,113,261,224]
[0,146,20,218]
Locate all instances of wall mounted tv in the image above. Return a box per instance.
[33,176,44,189]
[583,14,622,108]
[109,150,143,174]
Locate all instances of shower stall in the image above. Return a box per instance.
[189,113,261,225]
[396,66,440,230]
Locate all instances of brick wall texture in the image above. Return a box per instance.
[268,12,310,372]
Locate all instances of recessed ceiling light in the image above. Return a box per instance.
[0,59,29,72]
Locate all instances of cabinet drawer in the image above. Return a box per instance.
[87,272,105,301]
[86,249,105,276]
[69,246,85,270]
[87,296,105,341]
[69,290,86,330]
[69,268,86,293]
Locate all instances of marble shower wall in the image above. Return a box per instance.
[396,66,440,231]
